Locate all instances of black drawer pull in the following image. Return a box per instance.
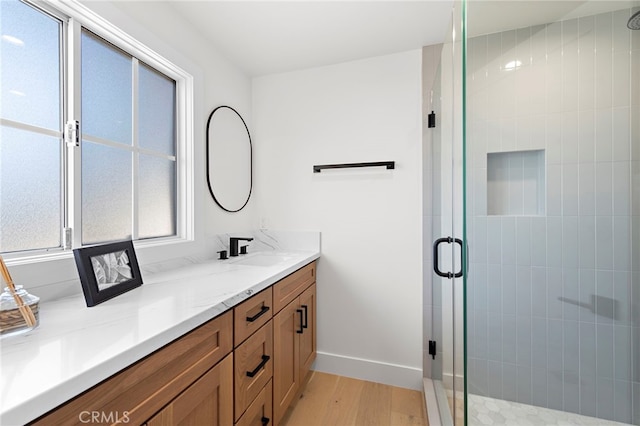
[296,309,304,334]
[261,417,270,426]
[301,305,308,329]
[246,305,270,322]
[246,355,270,378]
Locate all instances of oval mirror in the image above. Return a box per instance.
[206,106,252,212]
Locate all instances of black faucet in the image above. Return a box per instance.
[229,237,254,257]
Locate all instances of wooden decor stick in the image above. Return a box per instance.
[0,256,36,327]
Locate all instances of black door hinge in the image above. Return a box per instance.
[428,340,436,360]
[428,111,436,128]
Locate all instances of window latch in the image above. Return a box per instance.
[64,120,80,147]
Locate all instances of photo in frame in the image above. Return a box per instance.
[73,240,143,307]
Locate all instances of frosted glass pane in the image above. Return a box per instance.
[139,63,176,156]
[82,142,132,244]
[138,155,176,239]
[1,0,61,131]
[0,126,61,252]
[81,31,132,145]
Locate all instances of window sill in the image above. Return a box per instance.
[3,236,192,267]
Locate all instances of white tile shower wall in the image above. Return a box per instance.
[466,8,639,425]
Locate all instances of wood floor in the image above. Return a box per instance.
[280,371,429,426]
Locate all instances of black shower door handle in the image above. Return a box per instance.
[433,237,452,278]
[433,237,464,279]
[453,238,463,278]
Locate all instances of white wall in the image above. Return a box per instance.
[10,1,257,300]
[253,50,424,389]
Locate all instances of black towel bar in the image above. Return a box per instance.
[313,161,395,173]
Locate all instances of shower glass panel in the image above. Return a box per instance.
[428,0,465,424]
[465,1,639,425]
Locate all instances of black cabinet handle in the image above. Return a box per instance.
[261,417,270,426]
[296,309,304,334]
[246,305,270,322]
[301,305,308,329]
[246,355,270,378]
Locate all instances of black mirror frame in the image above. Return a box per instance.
[205,105,253,213]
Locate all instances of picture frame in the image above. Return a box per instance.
[73,240,143,307]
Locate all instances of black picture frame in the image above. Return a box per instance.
[73,240,143,307]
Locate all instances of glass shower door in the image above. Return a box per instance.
[429,0,466,424]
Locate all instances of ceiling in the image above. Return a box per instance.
[160,1,639,78]
[168,1,454,77]
[468,0,640,37]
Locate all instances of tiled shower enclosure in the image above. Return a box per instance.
[466,5,639,424]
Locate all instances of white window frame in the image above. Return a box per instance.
[4,0,194,265]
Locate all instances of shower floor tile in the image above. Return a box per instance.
[468,394,631,426]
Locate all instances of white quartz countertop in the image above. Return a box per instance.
[0,249,320,425]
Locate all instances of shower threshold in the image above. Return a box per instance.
[468,394,632,426]
[424,379,632,425]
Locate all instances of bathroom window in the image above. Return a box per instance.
[81,31,177,244]
[0,0,193,256]
[0,0,64,253]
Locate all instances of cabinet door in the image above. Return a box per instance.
[147,354,233,426]
[272,300,301,425]
[298,283,316,379]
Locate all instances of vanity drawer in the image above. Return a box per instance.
[273,261,315,313]
[30,311,233,426]
[235,321,273,421]
[234,287,272,347]
[235,379,272,426]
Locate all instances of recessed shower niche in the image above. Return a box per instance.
[487,150,545,216]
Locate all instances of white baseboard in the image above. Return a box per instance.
[442,372,465,390]
[312,351,422,390]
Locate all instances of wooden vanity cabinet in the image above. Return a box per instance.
[273,263,316,426]
[28,260,316,426]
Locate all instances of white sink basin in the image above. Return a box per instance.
[232,253,293,267]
